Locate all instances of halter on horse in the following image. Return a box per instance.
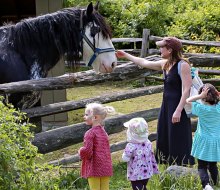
[80,10,115,69]
[0,2,117,109]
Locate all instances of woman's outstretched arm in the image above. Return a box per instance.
[116,50,165,71]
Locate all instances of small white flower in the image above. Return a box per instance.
[137,149,143,155]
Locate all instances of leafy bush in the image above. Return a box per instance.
[0,97,38,189]
[64,0,174,38]
[167,0,220,40]
[56,169,88,189]
[0,97,89,189]
[65,0,220,53]
[0,98,56,189]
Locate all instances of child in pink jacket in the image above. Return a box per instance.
[78,102,115,190]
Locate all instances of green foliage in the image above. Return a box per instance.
[63,0,90,8]
[166,0,220,53]
[151,165,202,190]
[0,97,93,189]
[65,0,220,53]
[65,0,174,37]
[52,169,88,189]
[167,0,220,40]
[110,161,130,189]
[0,97,66,189]
[4,0,218,188]
[0,97,39,189]
[109,161,204,190]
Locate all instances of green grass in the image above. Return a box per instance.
[66,80,162,125]
[49,162,204,190]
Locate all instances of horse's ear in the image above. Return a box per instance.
[86,2,94,16]
[94,1,100,11]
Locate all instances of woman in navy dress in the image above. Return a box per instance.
[116,37,194,166]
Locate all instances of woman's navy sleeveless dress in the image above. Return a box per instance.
[156,62,194,165]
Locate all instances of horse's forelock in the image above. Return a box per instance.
[92,12,112,39]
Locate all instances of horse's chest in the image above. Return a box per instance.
[30,62,42,79]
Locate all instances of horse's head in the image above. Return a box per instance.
[81,2,117,73]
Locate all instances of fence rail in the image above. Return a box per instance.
[0,55,220,93]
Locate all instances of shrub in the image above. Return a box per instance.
[0,97,54,189]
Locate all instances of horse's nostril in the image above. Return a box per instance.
[112,62,116,68]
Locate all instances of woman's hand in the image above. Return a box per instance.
[116,50,126,58]
[172,110,181,124]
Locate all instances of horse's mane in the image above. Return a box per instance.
[3,7,112,68]
[8,8,82,62]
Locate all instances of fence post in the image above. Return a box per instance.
[140,29,150,58]
[36,0,68,132]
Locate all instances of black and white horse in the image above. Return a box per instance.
[0,2,117,109]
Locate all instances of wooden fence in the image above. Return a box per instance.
[0,29,220,165]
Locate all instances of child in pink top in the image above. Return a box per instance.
[78,102,115,190]
[122,117,159,190]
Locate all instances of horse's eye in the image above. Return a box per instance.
[90,26,100,37]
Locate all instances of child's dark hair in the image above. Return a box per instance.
[198,83,219,105]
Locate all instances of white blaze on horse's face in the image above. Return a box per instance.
[83,23,117,73]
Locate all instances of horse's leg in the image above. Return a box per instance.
[0,52,43,132]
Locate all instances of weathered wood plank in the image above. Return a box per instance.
[23,85,163,118]
[150,36,220,47]
[202,79,220,86]
[112,38,142,43]
[140,29,150,57]
[145,69,220,83]
[199,69,220,75]
[32,108,160,154]
[0,55,161,93]
[189,56,220,67]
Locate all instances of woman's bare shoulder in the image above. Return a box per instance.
[178,60,191,72]
[181,59,191,67]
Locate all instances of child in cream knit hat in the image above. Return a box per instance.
[122,117,159,190]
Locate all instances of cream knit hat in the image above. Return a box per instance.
[124,117,149,143]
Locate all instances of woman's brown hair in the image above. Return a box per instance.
[162,46,189,71]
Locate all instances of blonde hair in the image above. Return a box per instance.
[85,102,115,124]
